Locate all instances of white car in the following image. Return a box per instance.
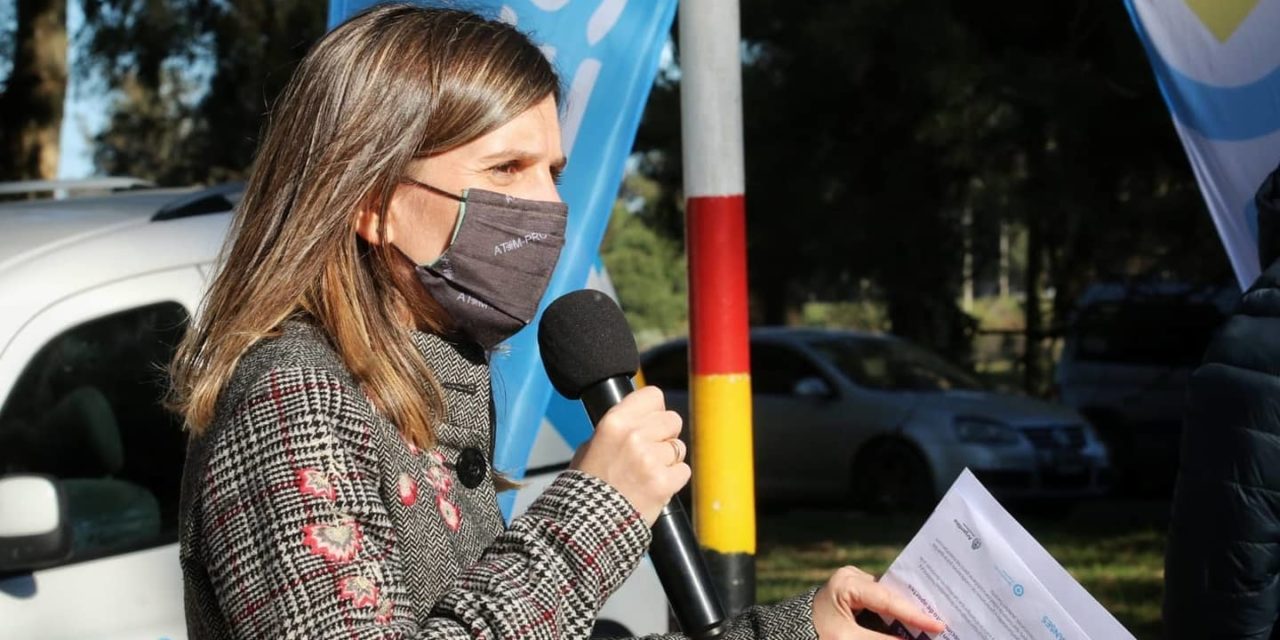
[0,184,664,638]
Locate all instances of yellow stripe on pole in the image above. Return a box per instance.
[690,372,756,554]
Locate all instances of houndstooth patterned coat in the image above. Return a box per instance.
[179,320,818,639]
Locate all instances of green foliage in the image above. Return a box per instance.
[79,0,325,184]
[601,195,688,340]
[969,295,1024,331]
[800,301,889,333]
[91,70,199,183]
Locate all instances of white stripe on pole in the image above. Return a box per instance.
[679,0,745,199]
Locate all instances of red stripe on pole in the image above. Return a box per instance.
[687,194,750,375]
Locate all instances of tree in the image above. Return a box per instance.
[638,0,978,359]
[80,0,325,184]
[0,0,67,181]
[943,0,1226,389]
[602,175,689,339]
[631,0,1224,386]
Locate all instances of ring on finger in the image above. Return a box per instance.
[668,438,686,465]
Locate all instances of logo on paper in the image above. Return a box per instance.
[996,565,1026,598]
[955,519,983,550]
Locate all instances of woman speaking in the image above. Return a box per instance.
[170,4,944,639]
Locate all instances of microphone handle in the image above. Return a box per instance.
[581,378,728,640]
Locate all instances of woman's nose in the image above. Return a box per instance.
[527,173,562,204]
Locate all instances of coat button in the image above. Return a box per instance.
[456,447,488,489]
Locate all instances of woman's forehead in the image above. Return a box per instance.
[460,96,563,161]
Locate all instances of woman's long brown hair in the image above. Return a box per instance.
[168,4,561,453]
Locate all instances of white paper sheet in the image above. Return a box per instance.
[867,469,1135,640]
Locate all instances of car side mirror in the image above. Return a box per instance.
[793,376,834,400]
[0,475,71,574]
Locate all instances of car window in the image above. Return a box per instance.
[0,302,189,565]
[807,336,984,392]
[752,343,827,395]
[642,344,689,391]
[1072,300,1224,367]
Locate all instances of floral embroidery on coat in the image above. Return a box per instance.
[373,598,395,624]
[427,450,462,530]
[425,463,452,494]
[397,473,418,506]
[296,468,336,501]
[436,493,462,531]
[337,575,379,608]
[302,518,363,563]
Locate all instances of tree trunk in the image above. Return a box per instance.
[0,0,67,181]
[1023,208,1043,395]
[999,219,1010,298]
[751,269,791,326]
[962,205,974,312]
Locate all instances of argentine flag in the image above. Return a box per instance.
[1126,0,1280,288]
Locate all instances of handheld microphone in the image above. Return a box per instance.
[539,289,727,640]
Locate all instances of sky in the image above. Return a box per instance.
[58,0,108,179]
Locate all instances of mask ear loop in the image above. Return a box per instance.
[400,177,469,269]
[401,176,464,201]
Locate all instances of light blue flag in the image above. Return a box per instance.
[1126,0,1280,288]
[327,0,677,516]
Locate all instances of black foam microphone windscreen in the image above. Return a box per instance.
[538,289,640,399]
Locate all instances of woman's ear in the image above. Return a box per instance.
[355,202,394,246]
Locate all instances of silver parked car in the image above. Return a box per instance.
[642,328,1111,511]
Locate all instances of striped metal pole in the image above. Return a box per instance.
[678,0,755,616]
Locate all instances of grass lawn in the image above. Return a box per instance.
[755,499,1168,639]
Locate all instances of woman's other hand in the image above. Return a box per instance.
[814,566,947,639]
[569,385,689,526]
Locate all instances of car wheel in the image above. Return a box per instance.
[851,438,935,514]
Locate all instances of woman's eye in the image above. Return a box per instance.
[491,161,519,176]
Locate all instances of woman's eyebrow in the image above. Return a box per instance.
[477,149,568,169]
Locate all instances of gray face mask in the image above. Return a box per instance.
[402,179,567,349]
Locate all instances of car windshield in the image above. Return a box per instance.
[807,336,985,392]
[1072,300,1225,367]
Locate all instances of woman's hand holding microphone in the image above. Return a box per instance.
[570,385,689,526]
[569,384,946,639]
